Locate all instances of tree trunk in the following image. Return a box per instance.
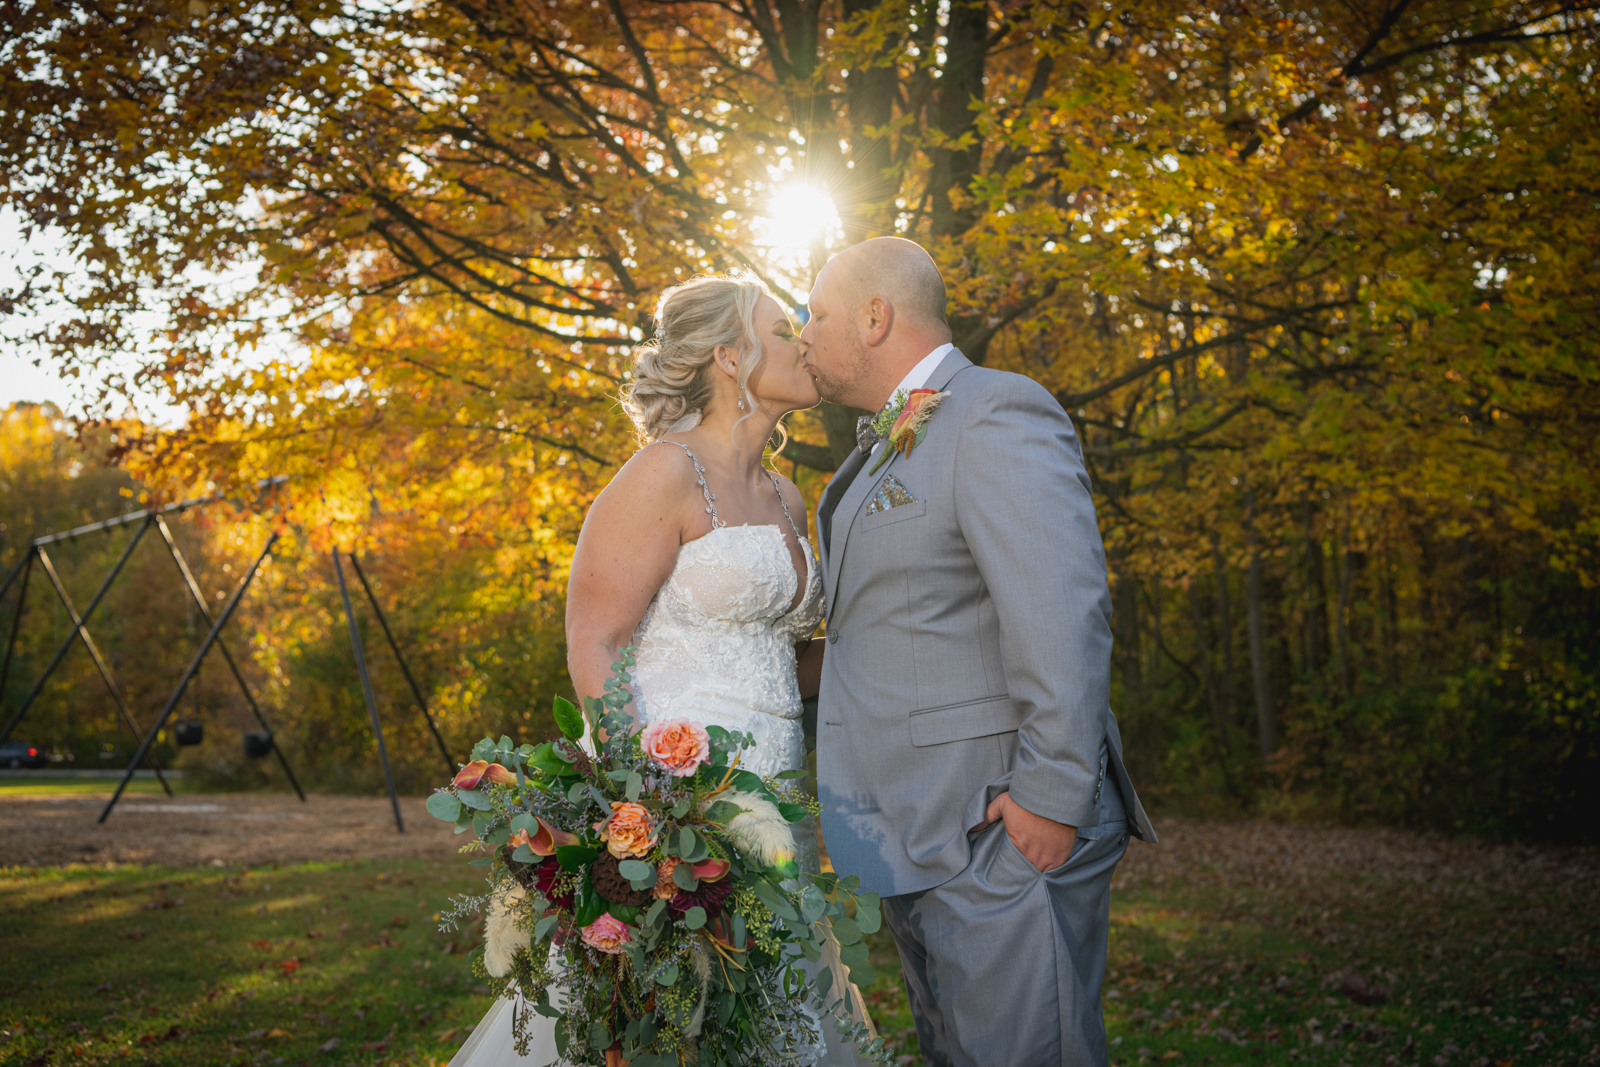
[1210,535,1238,725]
[1244,488,1277,758]
[1190,575,1229,753]
[1301,498,1323,680]
[1335,504,1354,694]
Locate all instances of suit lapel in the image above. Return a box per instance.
[826,349,973,613]
[818,446,867,561]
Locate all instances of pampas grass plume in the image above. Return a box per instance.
[483,883,529,977]
[721,791,796,869]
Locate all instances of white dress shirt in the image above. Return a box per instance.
[870,342,955,457]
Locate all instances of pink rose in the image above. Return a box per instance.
[639,718,711,777]
[579,913,632,954]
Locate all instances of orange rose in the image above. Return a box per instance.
[653,858,681,900]
[639,718,711,777]
[594,801,658,859]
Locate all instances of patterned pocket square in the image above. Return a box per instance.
[867,474,917,515]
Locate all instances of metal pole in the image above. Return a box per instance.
[0,551,30,602]
[100,531,279,823]
[334,550,404,833]
[0,551,33,717]
[347,553,455,777]
[28,476,289,549]
[34,545,173,796]
[154,516,305,802]
[1,518,153,746]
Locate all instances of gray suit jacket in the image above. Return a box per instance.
[816,349,1155,899]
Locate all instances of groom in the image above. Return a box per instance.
[803,238,1156,1067]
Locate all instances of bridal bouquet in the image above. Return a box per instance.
[429,650,890,1067]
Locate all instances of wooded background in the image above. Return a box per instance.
[2,0,1597,839]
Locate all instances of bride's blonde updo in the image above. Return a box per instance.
[621,272,771,442]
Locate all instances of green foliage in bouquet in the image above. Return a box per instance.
[428,649,891,1066]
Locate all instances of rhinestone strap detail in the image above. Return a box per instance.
[766,472,805,543]
[659,440,724,529]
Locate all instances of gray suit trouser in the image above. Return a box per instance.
[881,744,1129,1067]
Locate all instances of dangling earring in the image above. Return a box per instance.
[738,394,746,411]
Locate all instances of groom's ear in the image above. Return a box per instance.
[863,295,894,347]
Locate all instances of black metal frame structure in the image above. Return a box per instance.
[0,477,455,832]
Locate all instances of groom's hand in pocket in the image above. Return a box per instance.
[984,792,1078,872]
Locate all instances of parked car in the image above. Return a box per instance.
[0,740,48,769]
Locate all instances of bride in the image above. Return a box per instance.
[448,272,875,1066]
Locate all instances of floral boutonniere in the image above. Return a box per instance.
[869,387,950,473]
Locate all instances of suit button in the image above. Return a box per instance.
[827,628,839,644]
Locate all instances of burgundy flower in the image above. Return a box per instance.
[668,877,734,920]
[533,856,573,909]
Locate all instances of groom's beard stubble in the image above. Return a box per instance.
[806,343,872,410]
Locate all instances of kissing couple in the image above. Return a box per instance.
[451,237,1156,1067]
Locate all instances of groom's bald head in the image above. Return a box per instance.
[800,237,954,411]
[827,237,950,336]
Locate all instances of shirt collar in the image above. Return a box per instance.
[890,342,955,401]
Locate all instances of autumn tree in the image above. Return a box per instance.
[4,0,1598,833]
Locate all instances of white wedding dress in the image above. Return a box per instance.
[449,443,873,1067]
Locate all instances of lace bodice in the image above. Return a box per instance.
[632,521,823,744]
[630,445,824,870]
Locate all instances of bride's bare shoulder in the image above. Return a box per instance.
[589,439,701,517]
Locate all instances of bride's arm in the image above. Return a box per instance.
[795,639,823,699]
[566,445,695,721]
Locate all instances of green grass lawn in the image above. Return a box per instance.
[1,860,491,1067]
[3,829,1595,1067]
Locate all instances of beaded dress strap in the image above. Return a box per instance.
[659,440,724,529]
[766,471,808,546]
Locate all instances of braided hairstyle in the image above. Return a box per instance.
[621,273,771,443]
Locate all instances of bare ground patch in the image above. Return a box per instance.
[0,791,460,867]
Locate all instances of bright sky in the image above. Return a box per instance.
[2,182,843,417]
[1,209,83,412]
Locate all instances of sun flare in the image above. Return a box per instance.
[757,183,842,249]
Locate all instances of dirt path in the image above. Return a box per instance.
[0,792,460,867]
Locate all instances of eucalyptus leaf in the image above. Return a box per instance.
[425,792,462,822]
[508,812,536,835]
[457,788,494,812]
[849,963,877,987]
[799,885,826,923]
[673,863,698,891]
[625,771,643,802]
[618,859,655,887]
[587,1021,612,1050]
[534,914,559,942]
[839,940,870,968]
[655,963,679,987]
[684,906,707,930]
[776,768,808,779]
[813,963,835,1000]
[701,800,739,824]
[831,915,862,945]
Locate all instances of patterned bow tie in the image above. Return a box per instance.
[855,415,882,456]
